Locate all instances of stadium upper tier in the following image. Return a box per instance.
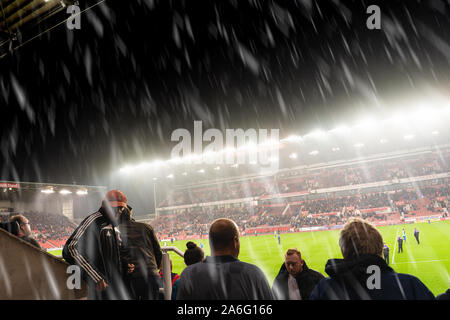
[157,147,450,208]
[151,180,449,240]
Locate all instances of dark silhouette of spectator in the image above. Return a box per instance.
[63,189,131,300]
[176,218,273,299]
[119,205,162,300]
[172,241,205,300]
[310,218,435,300]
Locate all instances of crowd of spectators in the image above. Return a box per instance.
[159,151,450,207]
[152,181,449,239]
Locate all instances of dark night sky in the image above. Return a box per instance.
[0,0,449,186]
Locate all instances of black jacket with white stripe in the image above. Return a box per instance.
[63,207,128,299]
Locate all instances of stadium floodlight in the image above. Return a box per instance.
[289,153,298,159]
[332,147,340,152]
[379,138,388,144]
[201,151,215,160]
[222,147,235,155]
[136,162,152,170]
[383,113,403,126]
[403,134,415,140]
[214,166,221,171]
[151,160,165,167]
[411,107,436,124]
[41,188,54,194]
[238,142,257,152]
[329,125,350,135]
[119,166,134,173]
[59,189,72,195]
[76,189,88,195]
[167,174,174,179]
[269,156,279,163]
[354,142,365,148]
[168,157,183,165]
[308,150,319,156]
[259,138,279,147]
[355,117,377,131]
[431,130,439,135]
[284,135,302,143]
[306,129,326,139]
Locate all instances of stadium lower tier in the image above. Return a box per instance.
[152,190,449,240]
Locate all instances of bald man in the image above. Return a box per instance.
[176,218,273,300]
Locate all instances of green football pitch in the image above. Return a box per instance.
[164,220,450,296]
[50,220,450,296]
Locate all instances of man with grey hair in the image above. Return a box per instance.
[310,218,435,300]
[176,218,273,299]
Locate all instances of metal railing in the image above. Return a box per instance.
[160,246,184,300]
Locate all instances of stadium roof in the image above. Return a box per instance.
[0,180,106,192]
[116,94,450,186]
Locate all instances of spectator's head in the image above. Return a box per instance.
[10,214,32,237]
[338,218,383,259]
[284,248,304,277]
[184,241,204,265]
[102,190,129,223]
[209,218,240,258]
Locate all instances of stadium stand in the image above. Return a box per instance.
[152,148,450,240]
[158,149,450,207]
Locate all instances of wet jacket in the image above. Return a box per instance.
[63,207,127,299]
[177,255,274,300]
[272,261,324,300]
[310,254,435,300]
[119,219,162,278]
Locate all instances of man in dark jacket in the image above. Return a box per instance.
[272,248,324,300]
[310,218,435,300]
[63,190,131,300]
[177,218,273,300]
[119,206,163,300]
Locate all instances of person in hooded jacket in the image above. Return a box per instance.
[119,205,162,300]
[272,248,324,300]
[310,218,435,300]
[63,190,131,300]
